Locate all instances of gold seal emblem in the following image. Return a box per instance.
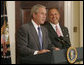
[67,47,78,64]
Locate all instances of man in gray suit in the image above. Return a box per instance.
[44,8,71,49]
[16,4,59,64]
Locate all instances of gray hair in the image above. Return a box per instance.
[30,4,46,18]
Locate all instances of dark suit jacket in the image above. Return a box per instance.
[43,22,71,49]
[16,21,54,63]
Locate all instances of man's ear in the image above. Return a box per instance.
[58,13,60,20]
[33,13,36,18]
[59,14,60,18]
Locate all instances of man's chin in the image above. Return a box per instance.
[41,22,45,24]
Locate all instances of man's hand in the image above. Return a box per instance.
[37,49,50,54]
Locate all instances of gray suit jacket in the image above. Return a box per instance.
[16,21,54,63]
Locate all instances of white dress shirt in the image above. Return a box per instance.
[50,22,63,37]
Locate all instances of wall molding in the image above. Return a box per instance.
[7,1,16,64]
[64,1,74,46]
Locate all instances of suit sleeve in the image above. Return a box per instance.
[16,25,35,57]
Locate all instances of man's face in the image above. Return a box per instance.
[33,7,47,25]
[48,9,60,24]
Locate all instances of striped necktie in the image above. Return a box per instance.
[56,25,61,37]
[38,27,43,50]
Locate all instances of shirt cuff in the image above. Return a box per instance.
[34,51,39,55]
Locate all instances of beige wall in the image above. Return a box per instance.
[64,1,83,47]
[80,1,83,47]
[72,1,80,47]
[72,1,83,47]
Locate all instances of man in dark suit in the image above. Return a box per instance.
[44,8,71,49]
[16,4,59,64]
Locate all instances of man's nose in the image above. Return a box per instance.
[53,15,56,18]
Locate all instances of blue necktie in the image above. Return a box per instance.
[38,27,42,50]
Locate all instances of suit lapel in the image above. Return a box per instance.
[28,22,41,49]
[59,24,65,37]
[48,23,58,37]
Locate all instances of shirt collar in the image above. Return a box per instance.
[32,19,40,29]
[50,22,60,28]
